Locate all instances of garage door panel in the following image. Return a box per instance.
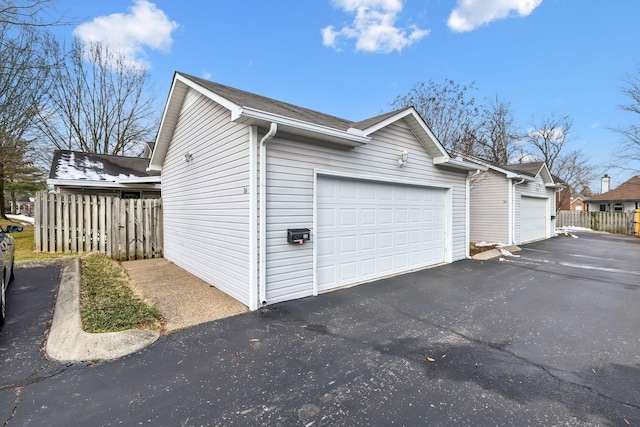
[362,208,376,225]
[317,176,446,292]
[317,236,336,257]
[520,196,547,243]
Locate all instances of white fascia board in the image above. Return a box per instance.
[433,156,488,172]
[358,108,414,135]
[538,164,556,184]
[361,108,449,158]
[176,73,240,113]
[47,179,161,190]
[236,107,371,146]
[148,76,188,172]
[149,73,244,172]
[545,183,565,189]
[116,176,161,184]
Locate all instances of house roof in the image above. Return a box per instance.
[47,150,160,189]
[180,73,355,131]
[149,72,484,173]
[451,152,558,186]
[501,162,545,178]
[587,175,640,202]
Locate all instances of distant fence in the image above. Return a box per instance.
[33,192,163,260]
[556,210,639,235]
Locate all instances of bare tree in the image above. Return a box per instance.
[0,13,55,218]
[525,112,572,172]
[38,39,159,155]
[611,66,640,170]
[476,96,521,164]
[0,0,61,27]
[390,79,481,153]
[552,149,598,212]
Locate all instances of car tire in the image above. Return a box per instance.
[1,276,5,328]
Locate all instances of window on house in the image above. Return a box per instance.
[599,204,607,212]
[614,204,624,212]
[121,191,141,199]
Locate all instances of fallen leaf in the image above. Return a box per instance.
[592,368,597,374]
[624,418,630,425]
[441,354,447,358]
[236,352,244,356]
[426,357,436,362]
[177,360,183,365]
[249,338,260,342]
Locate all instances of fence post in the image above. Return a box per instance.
[34,192,42,252]
[105,196,113,258]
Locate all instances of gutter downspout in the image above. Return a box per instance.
[511,178,525,245]
[249,126,258,310]
[466,169,482,258]
[259,123,278,306]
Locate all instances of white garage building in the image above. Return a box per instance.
[148,72,485,310]
[468,161,561,246]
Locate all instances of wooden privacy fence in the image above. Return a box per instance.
[33,192,163,260]
[556,210,639,235]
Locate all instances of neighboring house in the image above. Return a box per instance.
[555,181,586,212]
[570,195,586,211]
[47,150,161,199]
[586,175,640,212]
[148,72,486,310]
[8,197,35,216]
[466,159,561,245]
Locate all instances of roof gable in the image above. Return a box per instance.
[149,72,460,171]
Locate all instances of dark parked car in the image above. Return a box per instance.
[1,224,23,327]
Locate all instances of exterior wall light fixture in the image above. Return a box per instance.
[397,150,409,167]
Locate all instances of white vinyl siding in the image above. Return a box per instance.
[264,120,467,304]
[161,89,252,306]
[469,171,510,244]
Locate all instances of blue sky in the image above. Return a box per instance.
[53,0,640,191]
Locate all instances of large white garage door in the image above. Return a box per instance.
[317,176,446,293]
[520,196,547,243]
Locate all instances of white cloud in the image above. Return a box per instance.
[73,0,179,69]
[447,0,542,33]
[322,0,429,53]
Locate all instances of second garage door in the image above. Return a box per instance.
[317,176,446,293]
[520,196,548,243]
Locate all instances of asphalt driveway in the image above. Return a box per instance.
[3,232,640,426]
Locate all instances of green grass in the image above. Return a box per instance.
[1,218,76,261]
[80,253,163,333]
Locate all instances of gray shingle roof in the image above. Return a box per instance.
[180,73,356,131]
[587,175,640,202]
[49,150,158,181]
[500,162,545,177]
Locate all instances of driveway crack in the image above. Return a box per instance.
[356,293,640,412]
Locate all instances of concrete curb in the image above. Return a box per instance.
[44,257,160,363]
[471,245,521,260]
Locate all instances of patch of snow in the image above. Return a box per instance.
[56,152,137,181]
[475,241,508,247]
[499,248,520,258]
[6,214,34,224]
[555,225,591,239]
